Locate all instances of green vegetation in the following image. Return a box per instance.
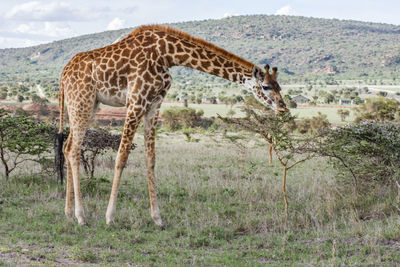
[1,132,399,265]
[1,96,400,264]
[317,122,400,192]
[354,97,400,122]
[161,106,205,130]
[337,108,350,121]
[0,109,54,180]
[160,103,355,124]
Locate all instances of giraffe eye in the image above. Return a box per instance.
[262,85,271,91]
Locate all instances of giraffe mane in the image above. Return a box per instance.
[128,24,255,70]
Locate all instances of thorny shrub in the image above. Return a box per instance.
[316,121,400,191]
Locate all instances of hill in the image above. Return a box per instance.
[1,15,400,98]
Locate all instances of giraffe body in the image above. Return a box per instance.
[59,25,287,226]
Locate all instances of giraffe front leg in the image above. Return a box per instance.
[144,112,164,228]
[106,114,140,225]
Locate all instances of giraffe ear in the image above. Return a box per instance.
[271,67,278,80]
[252,66,264,81]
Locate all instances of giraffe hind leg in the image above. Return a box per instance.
[63,124,90,225]
[64,134,74,220]
[143,103,164,228]
[63,101,97,225]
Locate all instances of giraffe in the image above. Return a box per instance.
[58,25,287,227]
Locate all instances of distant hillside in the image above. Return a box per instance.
[1,15,400,96]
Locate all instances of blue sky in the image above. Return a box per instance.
[0,0,399,49]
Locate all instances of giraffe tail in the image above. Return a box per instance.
[58,82,65,134]
[55,83,65,184]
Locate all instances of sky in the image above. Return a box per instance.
[0,0,399,49]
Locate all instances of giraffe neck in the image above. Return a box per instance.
[130,26,255,85]
[162,37,253,85]
[167,46,253,86]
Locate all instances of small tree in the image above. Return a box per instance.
[80,129,135,179]
[310,112,330,132]
[324,93,335,104]
[162,106,204,131]
[337,109,350,122]
[283,95,297,108]
[354,97,399,122]
[296,113,331,134]
[17,95,24,103]
[227,109,236,118]
[31,94,49,106]
[220,96,316,218]
[0,109,53,180]
[0,86,8,100]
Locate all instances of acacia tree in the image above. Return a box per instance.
[337,109,350,122]
[354,97,399,122]
[161,106,204,130]
[220,96,316,218]
[0,109,53,180]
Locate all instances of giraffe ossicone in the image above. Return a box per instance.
[58,25,287,226]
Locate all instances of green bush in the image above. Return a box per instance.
[354,97,399,122]
[0,109,54,180]
[296,112,331,134]
[161,106,204,131]
[317,121,400,190]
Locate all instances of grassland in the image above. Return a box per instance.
[161,102,354,124]
[0,132,399,266]
[291,106,354,124]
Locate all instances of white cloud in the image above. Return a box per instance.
[107,17,125,31]
[15,22,73,37]
[223,12,239,18]
[275,5,297,16]
[5,1,92,21]
[0,36,45,49]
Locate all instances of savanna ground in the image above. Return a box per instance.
[0,131,399,266]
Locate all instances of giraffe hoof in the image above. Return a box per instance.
[77,216,87,226]
[106,207,116,225]
[106,215,114,225]
[78,220,88,226]
[65,211,74,221]
[160,225,166,231]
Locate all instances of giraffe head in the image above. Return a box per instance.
[246,64,288,113]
